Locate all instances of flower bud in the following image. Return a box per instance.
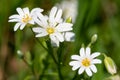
[91,34,97,44]
[24,51,32,65]
[66,17,72,23]
[17,50,24,58]
[104,56,117,75]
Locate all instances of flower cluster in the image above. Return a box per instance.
[9,6,103,78]
[9,7,74,46]
[32,7,73,46]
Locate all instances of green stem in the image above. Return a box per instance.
[46,40,64,80]
[83,73,92,80]
[22,57,36,79]
[36,38,48,51]
[46,40,58,64]
[39,55,49,80]
[57,64,63,80]
[57,42,64,80]
[72,71,78,80]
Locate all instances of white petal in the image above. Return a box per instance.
[69,61,79,66]
[71,55,80,60]
[50,34,57,42]
[16,7,24,16]
[72,65,80,71]
[55,9,62,22]
[32,27,48,37]
[79,48,85,57]
[28,19,34,24]
[32,27,42,33]
[90,65,97,73]
[69,61,80,70]
[56,23,73,32]
[33,17,44,27]
[86,47,91,56]
[23,7,30,14]
[14,23,21,31]
[91,52,101,58]
[35,33,47,37]
[92,59,102,64]
[9,14,20,19]
[85,68,92,76]
[8,19,20,22]
[36,13,48,27]
[64,32,75,41]
[49,7,57,22]
[78,67,85,74]
[20,23,26,30]
[54,33,64,42]
[51,39,59,47]
[31,8,43,15]
[50,34,60,47]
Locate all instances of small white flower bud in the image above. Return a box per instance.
[104,56,117,75]
[17,50,23,58]
[91,34,98,44]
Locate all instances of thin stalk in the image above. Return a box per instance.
[83,73,92,80]
[30,27,48,51]
[22,57,36,79]
[72,71,78,80]
[39,55,49,80]
[46,40,58,64]
[57,42,64,80]
[57,64,63,80]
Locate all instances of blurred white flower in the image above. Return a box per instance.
[56,0,78,23]
[69,47,102,76]
[32,6,73,47]
[9,7,43,31]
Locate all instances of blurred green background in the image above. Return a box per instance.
[0,0,120,80]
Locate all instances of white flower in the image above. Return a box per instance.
[56,0,78,23]
[32,6,73,47]
[69,47,102,76]
[9,7,43,31]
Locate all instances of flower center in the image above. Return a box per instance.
[82,58,91,67]
[46,27,55,34]
[22,14,32,23]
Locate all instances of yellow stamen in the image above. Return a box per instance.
[22,14,32,23]
[46,27,55,34]
[82,58,91,67]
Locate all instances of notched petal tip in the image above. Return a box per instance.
[16,7,22,11]
[31,8,44,14]
[52,6,57,10]
[35,34,40,37]
[69,62,73,66]
[79,47,85,56]
[14,28,17,31]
